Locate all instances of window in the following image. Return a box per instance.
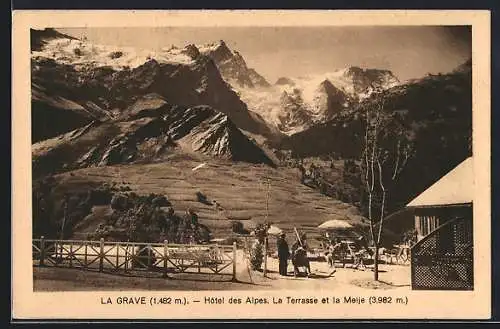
[416,215,440,237]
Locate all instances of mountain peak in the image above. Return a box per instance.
[344,66,363,75]
[342,66,399,95]
[217,39,227,47]
[318,79,334,89]
[208,39,231,54]
[344,66,395,78]
[198,40,270,88]
[199,40,233,62]
[181,44,201,59]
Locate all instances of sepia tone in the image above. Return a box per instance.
[12,10,491,319]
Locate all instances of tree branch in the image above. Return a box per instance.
[392,140,401,180]
[377,157,386,244]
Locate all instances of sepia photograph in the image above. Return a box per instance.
[12,10,491,319]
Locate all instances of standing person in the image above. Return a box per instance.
[328,238,342,276]
[326,238,341,268]
[277,233,290,276]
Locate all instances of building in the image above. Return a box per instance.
[407,156,473,241]
[407,157,473,290]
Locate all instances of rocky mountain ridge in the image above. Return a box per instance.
[230,66,400,134]
[33,94,275,178]
[30,29,275,144]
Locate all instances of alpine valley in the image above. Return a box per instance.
[31,28,472,243]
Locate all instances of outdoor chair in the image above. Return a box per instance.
[349,245,370,270]
[385,247,400,264]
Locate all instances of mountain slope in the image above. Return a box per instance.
[31,83,100,143]
[277,59,472,212]
[32,95,275,177]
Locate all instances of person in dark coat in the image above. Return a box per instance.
[291,234,311,277]
[277,233,290,276]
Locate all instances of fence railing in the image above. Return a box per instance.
[32,237,237,280]
[410,216,473,290]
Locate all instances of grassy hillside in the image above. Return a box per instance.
[34,152,368,246]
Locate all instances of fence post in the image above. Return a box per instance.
[40,236,45,266]
[69,242,73,268]
[99,238,104,272]
[147,244,152,269]
[84,242,88,269]
[163,240,168,278]
[232,242,237,281]
[124,243,128,272]
[131,243,135,270]
[115,243,119,270]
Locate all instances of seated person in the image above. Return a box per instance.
[291,234,311,277]
[325,239,342,268]
[352,236,371,270]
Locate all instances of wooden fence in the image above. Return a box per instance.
[32,237,237,280]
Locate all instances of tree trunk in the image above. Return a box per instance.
[263,237,268,277]
[374,245,379,281]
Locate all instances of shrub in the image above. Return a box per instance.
[250,240,264,270]
[196,191,210,205]
[90,188,113,205]
[253,223,269,244]
[109,51,123,59]
[197,224,212,243]
[110,194,129,211]
[152,195,170,207]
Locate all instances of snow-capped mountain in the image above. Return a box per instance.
[229,67,399,134]
[31,29,277,174]
[31,30,195,70]
[198,40,270,88]
[195,41,400,134]
[31,30,398,137]
[30,29,275,144]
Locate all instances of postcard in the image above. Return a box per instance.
[12,9,491,320]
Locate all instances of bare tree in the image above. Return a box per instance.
[360,90,413,281]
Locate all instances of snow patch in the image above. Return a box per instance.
[32,37,194,71]
[233,68,399,135]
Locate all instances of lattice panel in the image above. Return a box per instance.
[411,217,473,290]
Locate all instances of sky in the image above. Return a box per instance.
[57,26,471,83]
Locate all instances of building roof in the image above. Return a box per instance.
[407,157,473,207]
